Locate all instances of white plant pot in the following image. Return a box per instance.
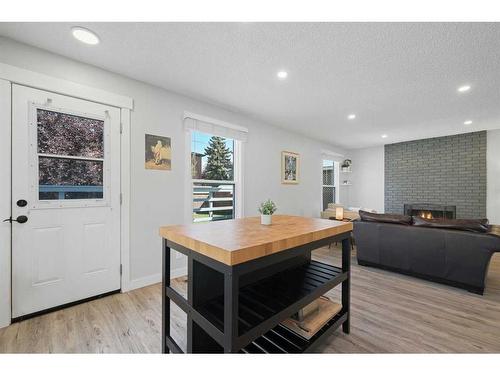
[261,214,272,225]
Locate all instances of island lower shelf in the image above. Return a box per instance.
[196,259,347,340]
[241,311,348,353]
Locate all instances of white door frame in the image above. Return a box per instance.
[0,79,12,328]
[0,63,134,328]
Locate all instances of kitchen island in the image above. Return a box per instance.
[159,215,352,353]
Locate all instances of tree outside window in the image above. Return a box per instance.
[191,131,235,222]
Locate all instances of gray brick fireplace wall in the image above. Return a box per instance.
[385,131,487,219]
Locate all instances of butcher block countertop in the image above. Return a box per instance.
[159,215,352,266]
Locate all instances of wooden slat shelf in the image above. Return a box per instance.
[240,312,348,353]
[196,260,346,342]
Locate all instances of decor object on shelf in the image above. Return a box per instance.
[258,199,277,225]
[281,151,300,184]
[145,133,171,170]
[282,296,342,340]
[291,299,320,322]
[340,159,352,172]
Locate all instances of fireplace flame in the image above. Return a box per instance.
[420,212,433,219]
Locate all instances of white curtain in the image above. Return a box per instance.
[184,116,248,142]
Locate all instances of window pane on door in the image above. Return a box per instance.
[38,157,103,200]
[37,109,104,158]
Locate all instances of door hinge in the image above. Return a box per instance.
[120,192,123,205]
[120,264,123,275]
[120,122,123,134]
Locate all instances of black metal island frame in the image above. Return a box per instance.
[160,215,352,353]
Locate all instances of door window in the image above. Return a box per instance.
[36,109,104,200]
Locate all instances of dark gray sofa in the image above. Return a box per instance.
[353,220,500,294]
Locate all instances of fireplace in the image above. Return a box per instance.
[404,203,456,219]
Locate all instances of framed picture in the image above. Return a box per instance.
[281,151,300,184]
[145,133,171,171]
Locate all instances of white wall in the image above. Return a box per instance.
[0,37,346,292]
[487,129,500,225]
[346,146,385,213]
[245,132,337,218]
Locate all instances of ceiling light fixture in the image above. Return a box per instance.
[277,71,288,80]
[71,27,100,45]
[347,114,356,120]
[457,85,471,93]
[464,120,473,125]
[381,134,388,139]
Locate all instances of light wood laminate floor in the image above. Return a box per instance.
[1,245,499,353]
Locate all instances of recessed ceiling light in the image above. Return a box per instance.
[381,134,388,139]
[71,27,100,45]
[277,71,288,79]
[464,120,473,125]
[347,114,356,120]
[457,85,471,93]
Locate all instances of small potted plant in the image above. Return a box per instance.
[258,199,277,225]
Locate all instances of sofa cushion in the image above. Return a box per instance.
[412,216,489,233]
[359,210,412,225]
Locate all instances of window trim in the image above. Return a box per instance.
[184,111,248,134]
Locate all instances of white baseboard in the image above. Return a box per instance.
[125,267,187,292]
[126,273,161,291]
[171,267,188,279]
[0,315,9,329]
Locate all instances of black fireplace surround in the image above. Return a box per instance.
[404,203,456,219]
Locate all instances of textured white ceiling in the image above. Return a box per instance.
[1,22,499,149]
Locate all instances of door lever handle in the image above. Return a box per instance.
[3,215,28,224]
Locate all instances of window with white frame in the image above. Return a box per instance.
[191,131,235,222]
[185,114,246,223]
[322,159,336,210]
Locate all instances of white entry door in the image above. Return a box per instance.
[12,85,121,318]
